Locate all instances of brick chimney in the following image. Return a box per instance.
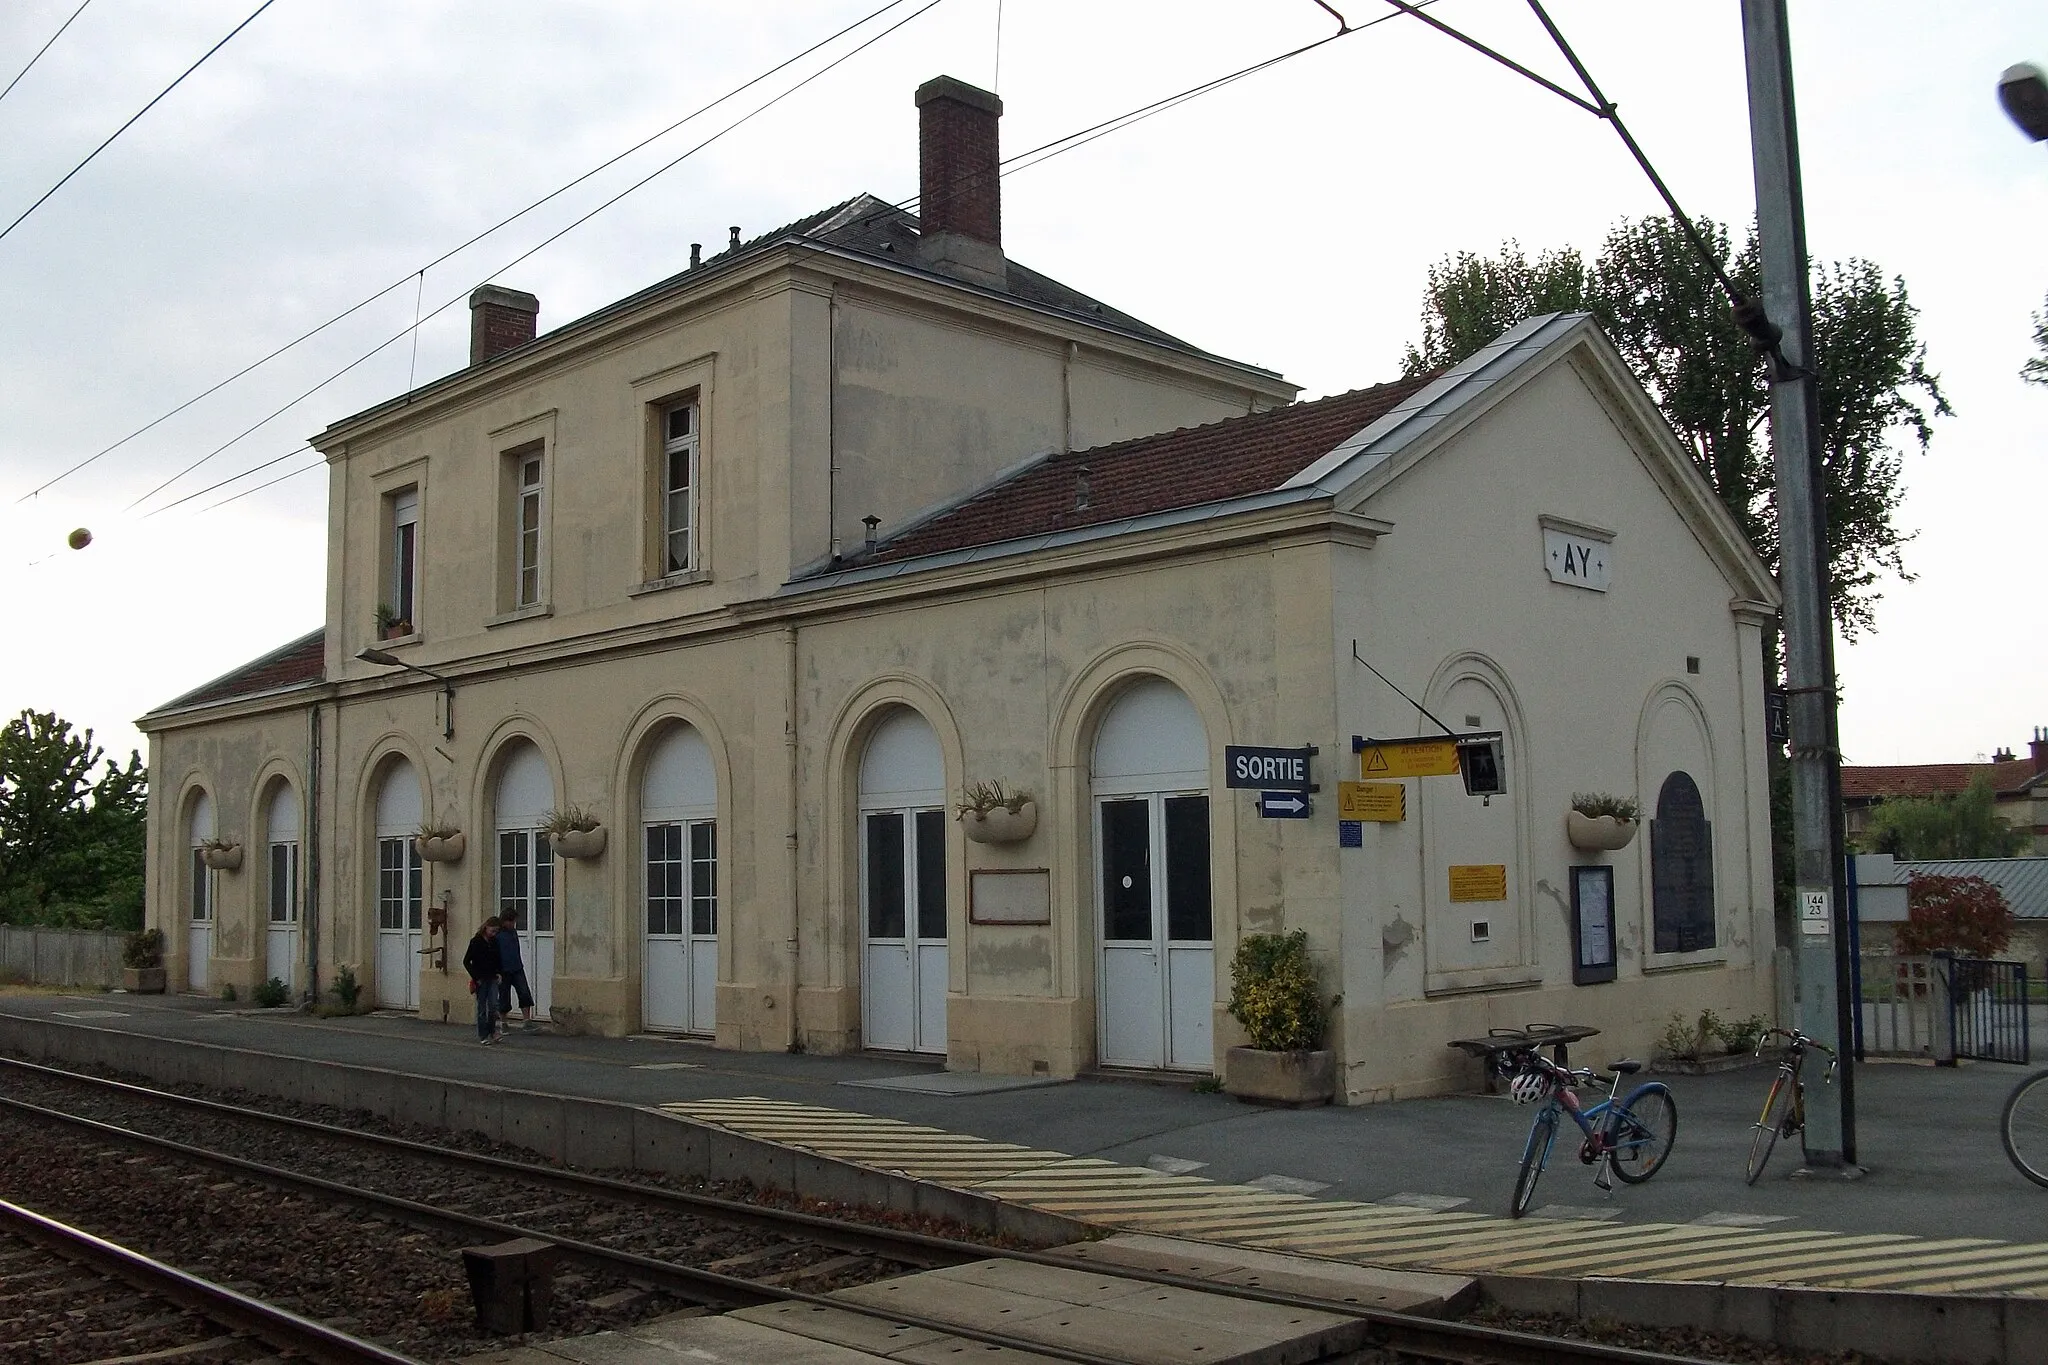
[469,285,539,365]
[915,76,1006,290]
[2032,726,2048,775]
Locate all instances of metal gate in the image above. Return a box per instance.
[1938,953,2031,1065]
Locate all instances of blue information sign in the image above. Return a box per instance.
[1256,791,1312,819]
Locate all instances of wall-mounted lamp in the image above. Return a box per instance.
[356,647,456,740]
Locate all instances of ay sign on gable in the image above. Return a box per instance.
[1542,520,1612,593]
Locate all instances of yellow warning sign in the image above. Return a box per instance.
[1338,781,1405,822]
[1448,864,1509,902]
[1358,738,1460,779]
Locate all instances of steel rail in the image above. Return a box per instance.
[0,1195,423,1365]
[2,1056,1724,1365]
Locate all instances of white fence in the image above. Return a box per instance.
[0,925,126,989]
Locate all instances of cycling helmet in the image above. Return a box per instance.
[1508,1067,1551,1105]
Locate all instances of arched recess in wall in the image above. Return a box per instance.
[856,707,951,1056]
[256,770,303,993]
[1048,643,1234,1042]
[1635,683,1721,961]
[479,727,562,1019]
[1419,653,1533,984]
[365,747,426,1010]
[820,676,965,1036]
[180,783,216,992]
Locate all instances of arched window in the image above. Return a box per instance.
[1651,771,1714,953]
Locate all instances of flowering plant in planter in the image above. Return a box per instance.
[1567,791,1641,852]
[374,603,412,639]
[956,780,1037,844]
[122,928,166,994]
[415,821,466,863]
[542,805,607,859]
[1223,930,1337,1106]
[198,836,243,871]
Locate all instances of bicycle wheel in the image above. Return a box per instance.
[1608,1083,1677,1184]
[2001,1070,2048,1188]
[1745,1073,1790,1185]
[1511,1107,1558,1218]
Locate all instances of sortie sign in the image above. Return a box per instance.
[1224,745,1314,791]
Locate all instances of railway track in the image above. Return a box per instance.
[1,1195,418,1365]
[0,1055,1754,1364]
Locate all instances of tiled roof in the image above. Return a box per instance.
[1841,760,2048,801]
[153,629,325,714]
[839,376,1434,570]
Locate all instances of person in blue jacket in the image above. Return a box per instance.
[462,918,504,1043]
[497,909,538,1032]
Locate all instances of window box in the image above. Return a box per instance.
[199,840,243,872]
[415,832,466,863]
[554,827,607,860]
[961,801,1037,845]
[1567,811,1638,852]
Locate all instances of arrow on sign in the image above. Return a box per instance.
[1257,791,1313,819]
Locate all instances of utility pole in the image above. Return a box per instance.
[1741,0,1856,1168]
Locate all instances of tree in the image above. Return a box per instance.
[2024,291,2048,388]
[1403,216,1951,638]
[0,710,147,929]
[1855,773,2032,860]
[1895,873,2015,959]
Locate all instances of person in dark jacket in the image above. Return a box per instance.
[496,909,538,1031]
[462,919,504,1043]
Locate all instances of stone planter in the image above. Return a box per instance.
[554,827,607,860]
[122,967,166,994]
[1223,1046,1336,1107]
[199,843,243,871]
[1566,811,1638,852]
[960,801,1037,845]
[416,832,466,863]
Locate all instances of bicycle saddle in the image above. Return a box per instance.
[1608,1059,1643,1074]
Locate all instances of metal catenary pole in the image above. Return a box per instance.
[1741,0,1855,1166]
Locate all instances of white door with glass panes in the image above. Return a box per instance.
[495,743,555,1016]
[1092,680,1214,1071]
[186,792,214,992]
[374,762,423,1009]
[859,711,949,1054]
[642,725,717,1033]
[264,785,300,990]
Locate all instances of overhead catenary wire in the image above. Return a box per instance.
[169,2,1434,521]
[0,0,91,110]
[0,0,278,248]
[15,0,926,506]
[125,0,953,514]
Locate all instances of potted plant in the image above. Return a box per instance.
[956,780,1038,844]
[415,821,466,863]
[1222,929,1337,1106]
[198,836,243,871]
[121,928,166,994]
[543,805,606,860]
[1567,792,1641,852]
[375,603,412,640]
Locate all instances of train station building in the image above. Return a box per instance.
[139,76,1780,1102]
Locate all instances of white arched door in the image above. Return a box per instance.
[374,763,423,1009]
[642,726,717,1034]
[264,785,301,990]
[860,711,948,1054]
[495,744,555,1016]
[1093,679,1213,1070]
[186,792,215,992]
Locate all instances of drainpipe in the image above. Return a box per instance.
[304,702,322,1008]
[783,625,801,1050]
[1061,342,1076,453]
[828,294,841,562]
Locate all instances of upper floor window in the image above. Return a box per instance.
[661,402,698,576]
[388,488,419,631]
[516,451,545,607]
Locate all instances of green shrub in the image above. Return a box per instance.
[1226,930,1328,1052]
[253,977,289,1008]
[122,928,164,969]
[1571,792,1641,821]
[219,982,237,1002]
[331,965,362,1012]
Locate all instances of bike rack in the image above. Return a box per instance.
[1448,1023,1601,1093]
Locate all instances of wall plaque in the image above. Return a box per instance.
[1447,864,1508,902]
[970,869,1051,925]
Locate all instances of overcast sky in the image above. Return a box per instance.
[2,1,2042,773]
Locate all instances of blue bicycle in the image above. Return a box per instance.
[1501,1050,1678,1218]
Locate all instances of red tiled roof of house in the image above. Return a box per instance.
[158,629,325,712]
[855,375,1434,568]
[1840,760,2046,801]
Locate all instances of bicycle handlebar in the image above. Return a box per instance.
[1756,1026,1837,1059]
